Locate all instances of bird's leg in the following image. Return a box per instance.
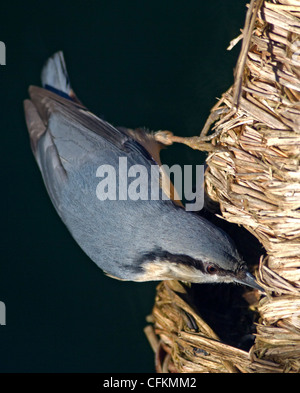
[153,130,217,152]
[154,107,229,152]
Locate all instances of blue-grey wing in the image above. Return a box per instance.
[24,86,160,215]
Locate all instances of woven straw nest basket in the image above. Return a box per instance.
[145,0,300,373]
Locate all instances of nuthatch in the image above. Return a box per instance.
[24,52,263,291]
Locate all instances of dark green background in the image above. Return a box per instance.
[1,0,246,372]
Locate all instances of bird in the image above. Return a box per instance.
[24,51,263,291]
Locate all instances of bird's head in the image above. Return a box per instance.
[131,206,263,292]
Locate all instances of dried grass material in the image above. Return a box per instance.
[146,280,285,373]
[146,0,300,373]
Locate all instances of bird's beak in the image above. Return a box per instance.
[236,271,265,293]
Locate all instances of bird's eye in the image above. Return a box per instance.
[206,265,218,274]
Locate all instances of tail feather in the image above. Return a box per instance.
[41,51,72,96]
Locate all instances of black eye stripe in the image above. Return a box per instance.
[139,248,244,278]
